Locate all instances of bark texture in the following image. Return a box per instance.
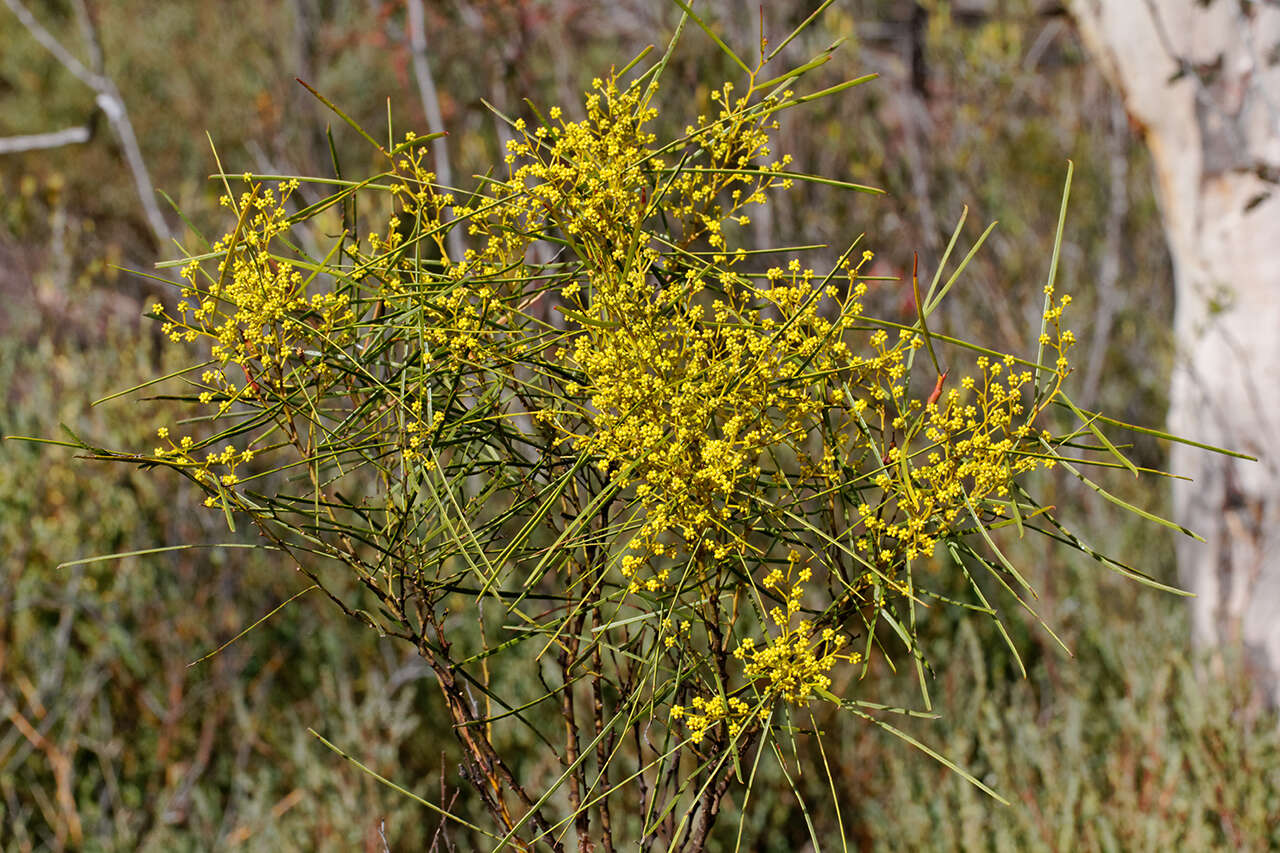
[1069,0,1280,702]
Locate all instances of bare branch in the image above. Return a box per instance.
[3,0,173,245]
[407,0,466,263]
[96,87,173,245]
[70,0,103,75]
[0,126,91,155]
[0,0,102,89]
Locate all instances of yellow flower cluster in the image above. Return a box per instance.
[665,80,793,253]
[673,554,862,744]
[151,426,255,506]
[146,64,1083,756]
[1040,284,1076,374]
[670,693,753,745]
[155,177,355,413]
[738,562,860,703]
[375,132,454,260]
[147,176,368,502]
[847,292,1076,568]
[358,133,490,369]
[570,256,875,594]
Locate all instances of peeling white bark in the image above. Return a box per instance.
[1069,0,1280,702]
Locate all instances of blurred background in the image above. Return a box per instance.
[2,1,1276,850]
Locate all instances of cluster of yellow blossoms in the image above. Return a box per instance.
[145,67,1080,751]
[672,554,864,744]
[151,426,255,506]
[846,306,1072,570]
[568,254,869,592]
[153,177,354,412]
[147,177,360,491]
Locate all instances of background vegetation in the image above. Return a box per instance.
[2,1,1275,850]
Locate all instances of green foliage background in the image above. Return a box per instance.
[1,1,1276,850]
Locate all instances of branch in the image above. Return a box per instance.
[70,0,103,76]
[2,0,173,245]
[406,0,465,263]
[0,126,91,155]
[1,0,102,89]
[96,86,174,245]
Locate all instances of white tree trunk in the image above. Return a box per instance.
[1068,0,1280,702]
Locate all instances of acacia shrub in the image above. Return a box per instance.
[75,22,1215,851]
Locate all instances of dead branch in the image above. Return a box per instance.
[406,0,466,263]
[2,0,173,246]
[0,126,91,155]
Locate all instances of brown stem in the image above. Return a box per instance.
[591,625,616,853]
[687,759,736,851]
[560,605,589,849]
[417,625,564,853]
